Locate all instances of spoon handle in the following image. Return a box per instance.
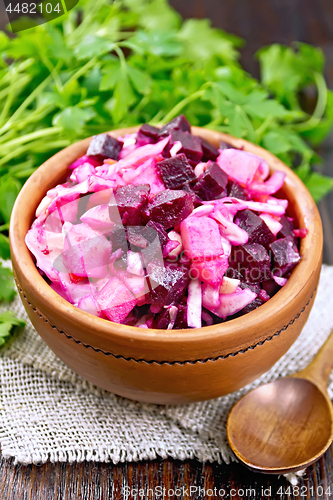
[296,328,333,390]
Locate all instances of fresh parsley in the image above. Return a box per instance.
[0,311,25,347]
[0,0,332,260]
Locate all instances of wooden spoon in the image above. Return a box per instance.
[227,328,333,474]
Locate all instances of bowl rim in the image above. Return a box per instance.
[10,126,323,354]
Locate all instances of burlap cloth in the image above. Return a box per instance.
[1,263,333,482]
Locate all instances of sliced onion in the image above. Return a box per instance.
[187,279,202,328]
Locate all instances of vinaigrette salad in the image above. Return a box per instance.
[26,115,307,329]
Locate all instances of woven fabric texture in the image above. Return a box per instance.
[0,264,333,473]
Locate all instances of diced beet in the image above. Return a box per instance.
[269,236,301,276]
[110,225,129,253]
[235,209,274,248]
[193,162,228,201]
[262,279,281,297]
[136,124,160,145]
[181,183,202,207]
[143,220,169,248]
[227,180,248,200]
[87,134,123,160]
[224,267,243,280]
[229,243,271,282]
[109,184,150,226]
[167,130,203,163]
[200,137,219,162]
[277,215,295,240]
[153,307,172,329]
[143,190,194,229]
[239,281,261,295]
[156,153,196,189]
[146,261,189,306]
[159,114,191,137]
[173,303,188,329]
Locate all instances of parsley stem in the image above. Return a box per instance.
[69,0,105,43]
[293,72,327,131]
[0,127,62,152]
[0,137,69,167]
[0,86,16,128]
[64,58,97,88]
[160,89,206,125]
[0,74,53,136]
[255,116,274,140]
[0,130,15,146]
[0,59,34,87]
[41,56,63,93]
[0,223,9,231]
[0,75,31,101]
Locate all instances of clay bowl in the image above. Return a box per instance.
[10,127,323,404]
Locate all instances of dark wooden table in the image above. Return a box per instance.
[1,0,333,498]
[1,451,333,499]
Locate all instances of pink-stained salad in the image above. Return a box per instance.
[26,115,307,329]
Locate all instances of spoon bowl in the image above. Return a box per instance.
[227,328,333,474]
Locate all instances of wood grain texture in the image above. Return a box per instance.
[1,453,333,499]
[169,0,333,85]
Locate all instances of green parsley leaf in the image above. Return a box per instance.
[100,61,121,91]
[0,264,16,302]
[74,35,116,61]
[305,173,333,203]
[52,107,96,138]
[0,312,25,347]
[0,177,21,224]
[178,19,242,63]
[127,64,152,95]
[128,31,182,57]
[0,234,10,260]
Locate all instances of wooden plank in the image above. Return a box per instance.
[1,450,333,499]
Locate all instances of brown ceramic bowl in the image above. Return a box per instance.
[10,127,323,404]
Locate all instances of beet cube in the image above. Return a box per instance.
[239,281,261,294]
[277,215,295,240]
[109,184,150,226]
[200,137,219,161]
[173,303,188,329]
[143,220,169,248]
[136,124,160,145]
[181,183,202,207]
[146,261,189,306]
[156,153,196,190]
[235,209,274,248]
[87,134,123,160]
[230,243,271,282]
[227,180,248,200]
[262,279,281,297]
[110,225,129,253]
[159,114,191,137]
[193,162,228,201]
[269,236,301,276]
[143,190,194,229]
[153,302,187,329]
[168,130,203,163]
[154,307,172,329]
